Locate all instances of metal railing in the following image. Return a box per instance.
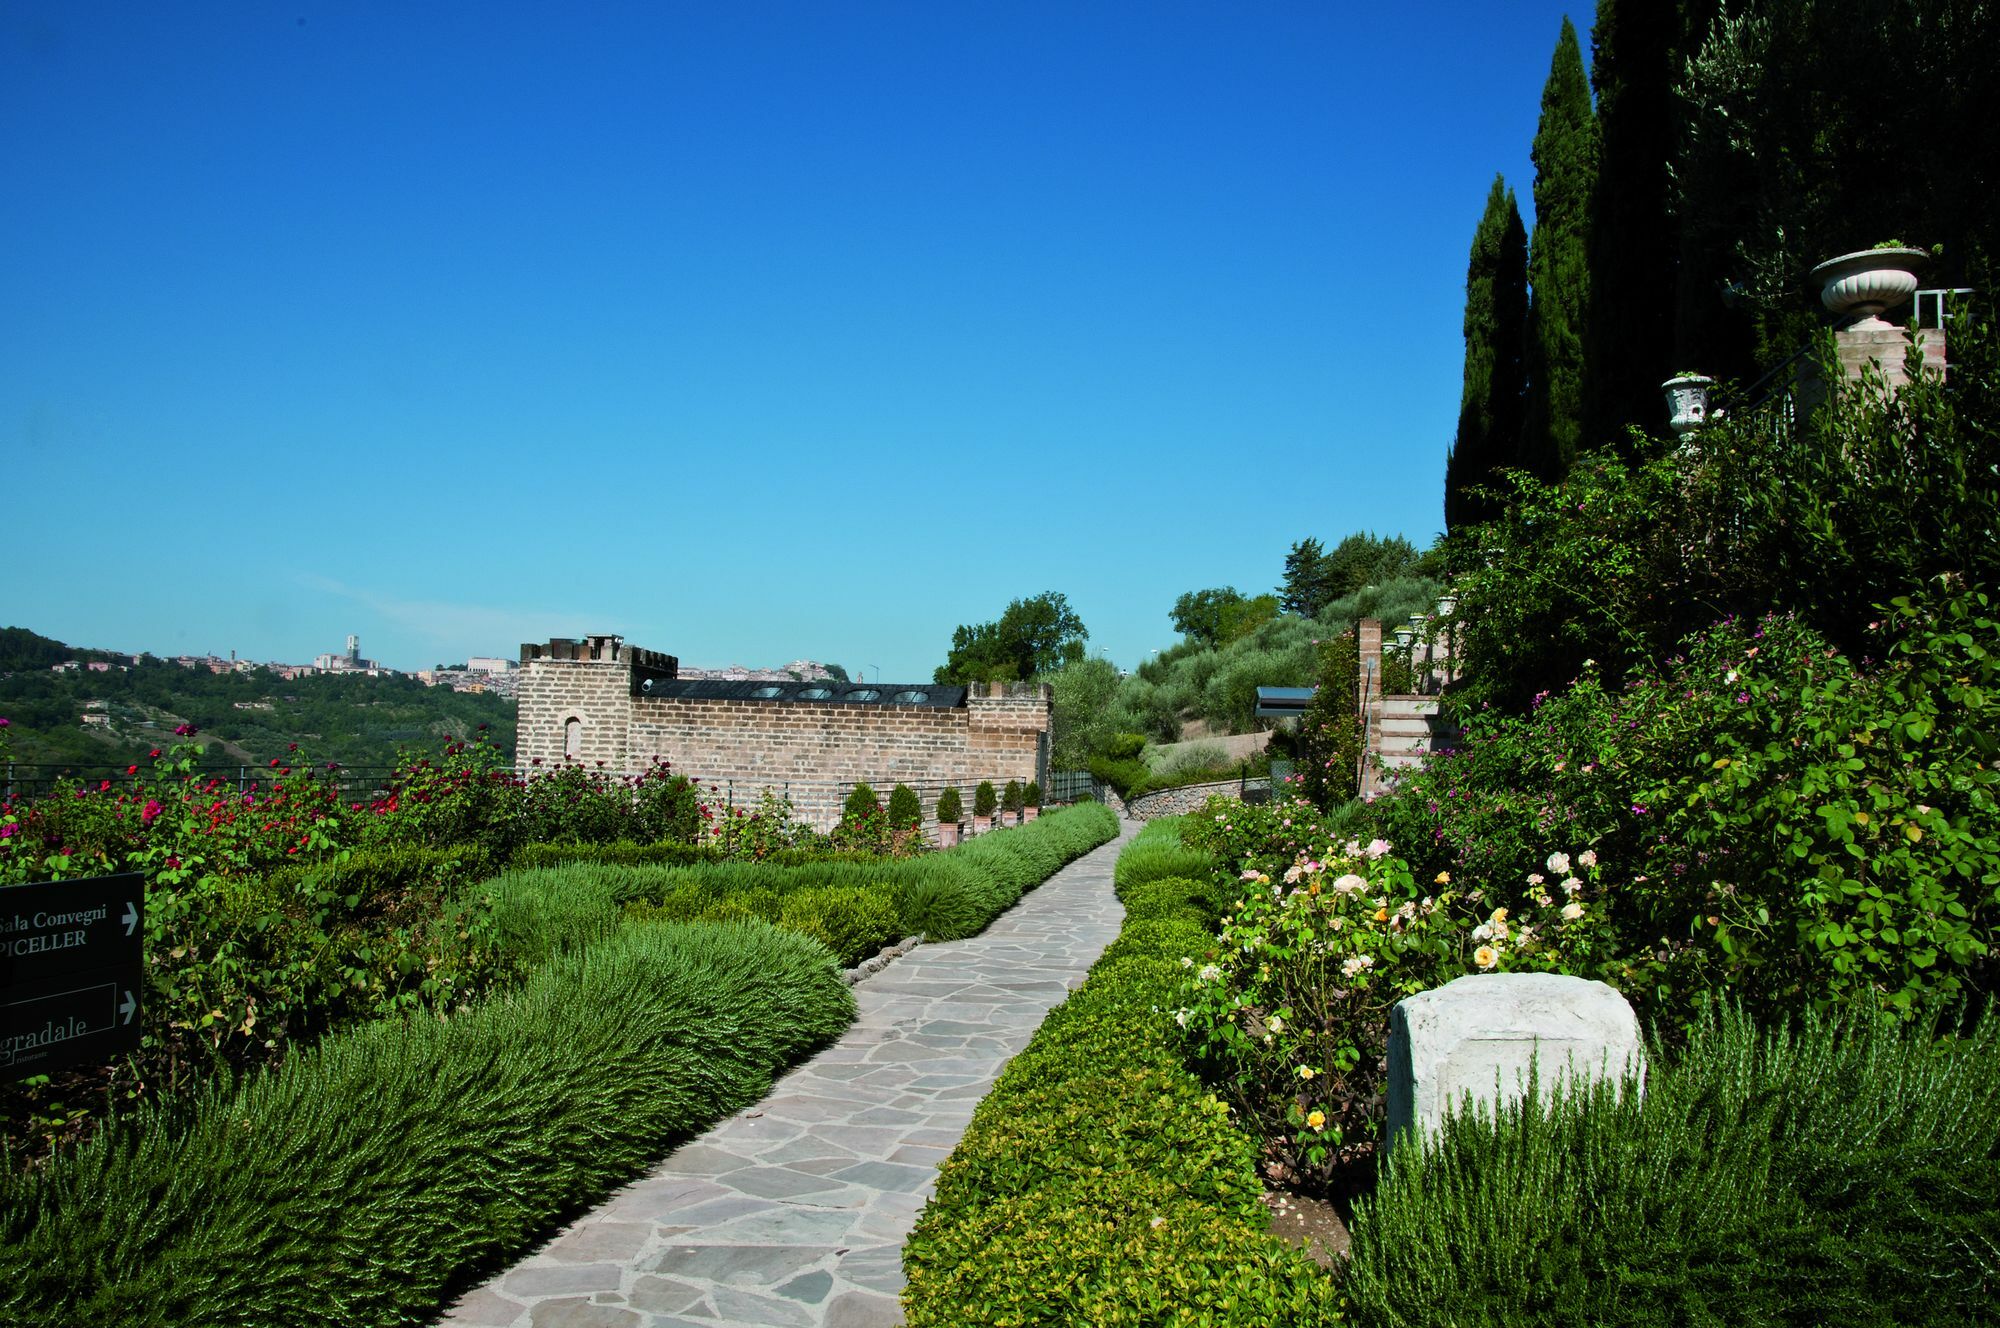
[1042,769,1102,805]
[683,774,1061,832]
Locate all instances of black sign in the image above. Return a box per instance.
[0,873,144,1079]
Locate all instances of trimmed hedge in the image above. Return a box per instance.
[902,816,1340,1325]
[1343,1001,2000,1327]
[0,919,854,1327]
[482,803,1119,968]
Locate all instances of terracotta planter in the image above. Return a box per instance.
[1000,810,1018,828]
[1811,248,1926,328]
[1024,806,1040,822]
[1662,374,1714,438]
[972,814,992,835]
[936,821,961,849]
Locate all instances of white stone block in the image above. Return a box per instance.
[1385,972,1644,1155]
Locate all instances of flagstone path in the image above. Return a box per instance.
[437,820,1138,1328]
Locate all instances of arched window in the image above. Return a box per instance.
[564,716,582,760]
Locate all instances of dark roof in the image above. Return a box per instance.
[635,678,967,708]
[1254,686,1316,717]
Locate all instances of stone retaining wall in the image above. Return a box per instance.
[1125,778,1244,820]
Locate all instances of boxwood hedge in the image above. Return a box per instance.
[902,816,1340,1325]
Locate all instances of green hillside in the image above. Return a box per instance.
[0,630,515,775]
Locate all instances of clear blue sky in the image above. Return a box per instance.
[4,1,1588,681]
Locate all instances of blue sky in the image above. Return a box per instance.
[4,2,1588,681]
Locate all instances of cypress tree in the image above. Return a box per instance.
[1445,175,1529,532]
[1582,0,1687,448]
[1521,16,1599,480]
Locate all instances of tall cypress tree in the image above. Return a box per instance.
[1582,0,1687,448]
[1445,175,1528,532]
[1521,16,1599,480]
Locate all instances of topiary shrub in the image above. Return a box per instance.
[887,783,923,832]
[835,782,888,854]
[935,786,963,825]
[1002,780,1024,815]
[1024,780,1041,808]
[973,781,997,819]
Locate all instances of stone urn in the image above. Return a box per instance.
[1811,247,1926,328]
[936,820,961,849]
[1662,374,1715,438]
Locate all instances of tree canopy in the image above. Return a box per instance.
[1171,587,1280,648]
[1521,16,1599,481]
[1445,175,1529,530]
[934,592,1089,684]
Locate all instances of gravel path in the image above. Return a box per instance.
[437,821,1136,1328]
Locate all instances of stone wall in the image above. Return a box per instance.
[1126,778,1245,820]
[516,637,1051,828]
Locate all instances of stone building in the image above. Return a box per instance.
[515,635,1052,826]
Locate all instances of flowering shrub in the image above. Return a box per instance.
[0,728,723,1167]
[1368,674,1637,895]
[834,782,889,854]
[1177,796,1616,1187]
[1174,840,1460,1187]
[706,788,812,860]
[1619,591,2000,1016]
[1369,588,2000,1021]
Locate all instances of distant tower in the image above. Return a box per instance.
[346,634,360,665]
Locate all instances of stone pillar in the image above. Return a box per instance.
[1834,322,1946,390]
[1356,619,1384,797]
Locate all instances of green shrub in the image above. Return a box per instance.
[887,783,923,831]
[903,824,1337,1325]
[1100,732,1148,761]
[1370,590,2000,1022]
[507,838,723,872]
[1343,1000,2000,1327]
[973,780,998,818]
[0,920,855,1327]
[778,887,904,966]
[1086,753,1151,799]
[1002,779,1024,814]
[1143,739,1228,778]
[1111,823,1216,894]
[498,804,1118,958]
[936,786,963,824]
[1024,780,1040,808]
[1297,633,1360,810]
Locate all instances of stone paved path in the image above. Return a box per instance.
[438,821,1137,1328]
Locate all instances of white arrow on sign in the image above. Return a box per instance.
[120,990,136,1025]
[123,901,139,937]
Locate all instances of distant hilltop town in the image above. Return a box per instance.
[41,634,843,700]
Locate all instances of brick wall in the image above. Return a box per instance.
[515,639,1050,827]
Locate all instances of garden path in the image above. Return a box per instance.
[436,819,1139,1328]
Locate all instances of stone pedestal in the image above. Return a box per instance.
[1835,323,1946,391]
[1385,972,1644,1155]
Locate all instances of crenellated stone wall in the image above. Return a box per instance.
[516,637,1051,828]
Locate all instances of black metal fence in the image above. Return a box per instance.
[1043,769,1102,805]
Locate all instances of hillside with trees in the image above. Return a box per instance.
[0,630,516,774]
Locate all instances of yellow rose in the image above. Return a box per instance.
[1306,1109,1326,1131]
